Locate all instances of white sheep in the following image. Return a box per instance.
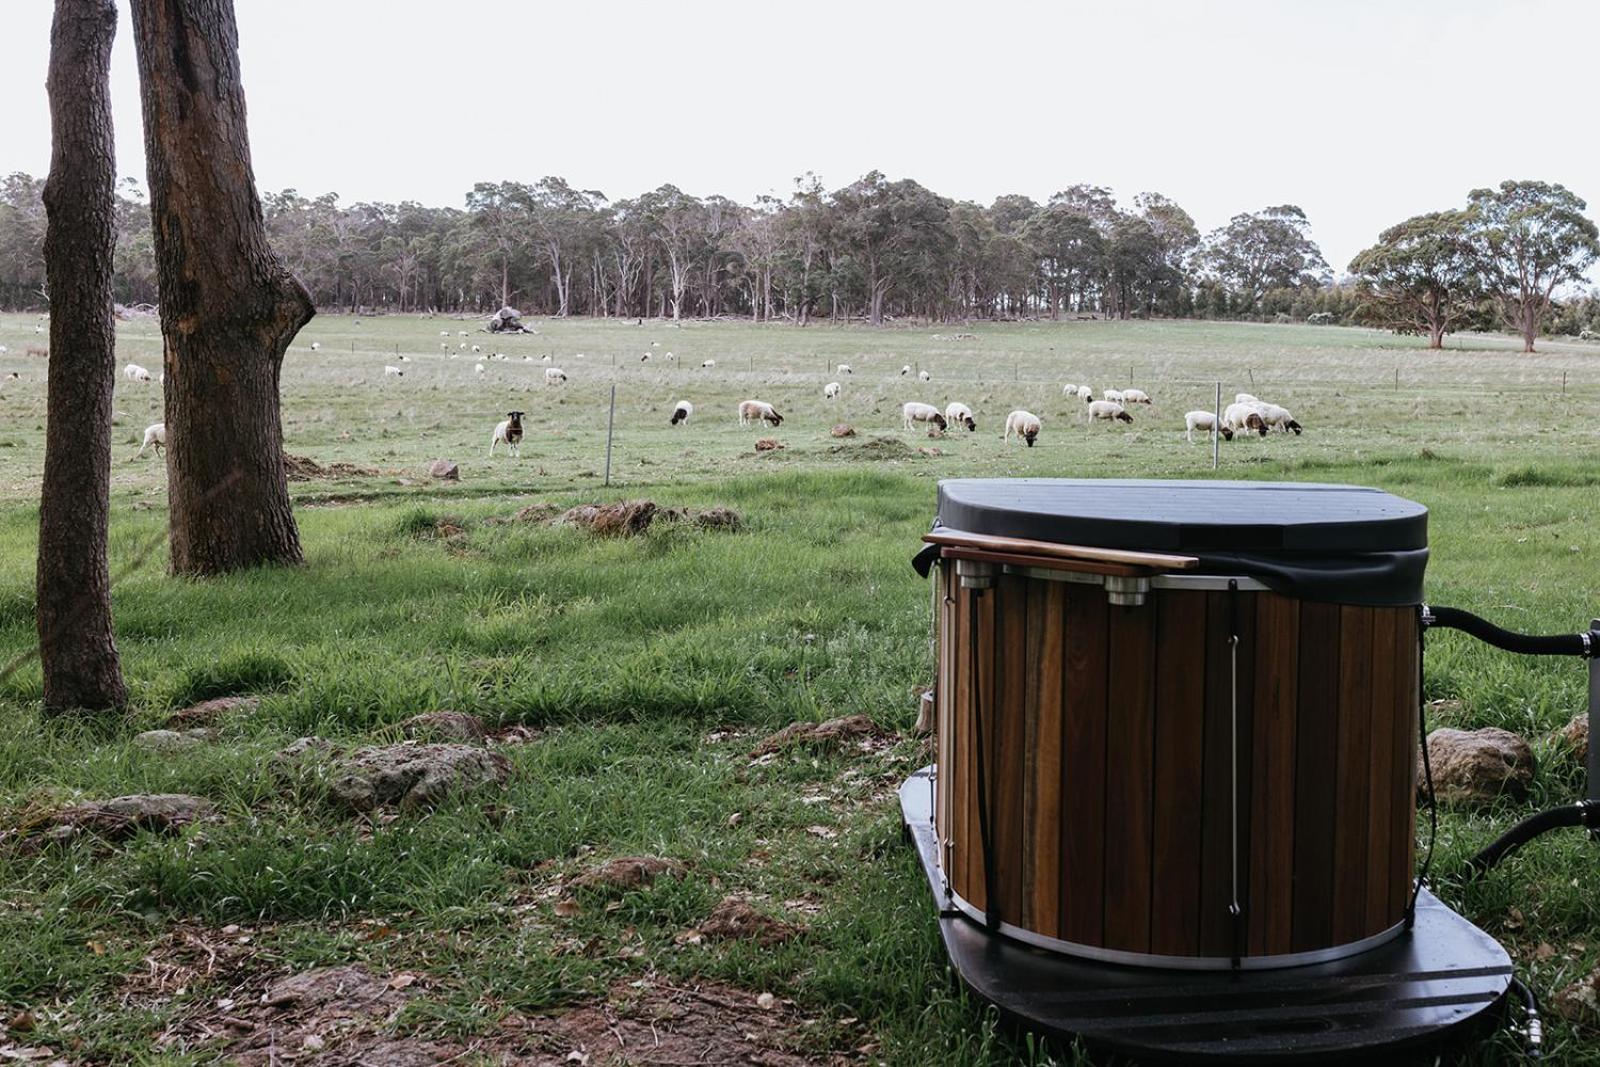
[670,400,693,425]
[739,399,783,427]
[1076,385,1093,401]
[544,368,567,385]
[903,401,948,432]
[310,342,321,351]
[837,363,852,374]
[440,343,450,352]
[824,381,841,399]
[457,330,468,337]
[137,422,166,457]
[474,363,486,376]
[1061,382,1077,395]
[398,355,411,362]
[664,352,674,361]
[1122,388,1151,405]
[701,359,716,369]
[900,364,911,376]
[541,354,552,363]
[440,330,451,337]
[1252,402,1304,434]
[918,370,931,382]
[471,344,481,353]
[1003,410,1041,447]
[1184,410,1233,444]
[489,410,525,457]
[945,402,976,431]
[1104,388,1125,404]
[640,352,651,362]
[1235,393,1259,404]
[1088,400,1133,425]
[384,365,404,377]
[1222,402,1268,436]
[123,363,152,382]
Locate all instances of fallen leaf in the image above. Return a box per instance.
[554,899,581,918]
[756,992,776,1010]
[388,973,419,990]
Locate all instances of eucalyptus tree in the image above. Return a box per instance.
[1023,203,1104,317]
[1466,180,1600,353]
[830,171,954,324]
[1348,210,1479,348]
[1201,205,1328,313]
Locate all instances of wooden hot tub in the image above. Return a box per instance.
[922,479,1430,969]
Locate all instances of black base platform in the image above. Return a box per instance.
[900,768,1513,1063]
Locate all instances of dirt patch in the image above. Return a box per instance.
[166,695,260,728]
[569,855,687,894]
[754,438,784,452]
[283,453,378,482]
[522,978,851,1065]
[696,897,804,946]
[752,715,892,758]
[514,502,563,523]
[555,501,743,537]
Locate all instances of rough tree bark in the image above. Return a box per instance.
[129,0,314,575]
[37,0,129,713]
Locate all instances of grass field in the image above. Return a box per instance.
[1,312,1598,1063]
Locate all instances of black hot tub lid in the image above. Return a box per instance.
[933,479,1429,606]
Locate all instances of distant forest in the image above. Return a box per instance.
[1,170,1596,342]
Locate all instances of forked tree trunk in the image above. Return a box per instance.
[37,0,128,713]
[129,0,314,575]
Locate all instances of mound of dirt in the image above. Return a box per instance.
[557,501,743,537]
[828,435,916,459]
[752,714,891,757]
[830,424,857,438]
[400,711,487,742]
[697,897,803,946]
[282,453,378,482]
[754,438,785,452]
[568,855,687,893]
[166,695,259,728]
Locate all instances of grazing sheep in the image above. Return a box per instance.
[903,401,948,432]
[398,355,411,362]
[384,365,404,377]
[457,343,467,350]
[824,381,841,399]
[1184,410,1233,443]
[945,402,976,431]
[544,368,568,385]
[457,330,468,337]
[1222,402,1269,436]
[1122,388,1151,405]
[0,346,7,354]
[640,352,651,362]
[900,365,911,376]
[489,411,525,457]
[471,344,481,353]
[701,359,716,369]
[1003,410,1042,447]
[310,342,321,351]
[918,370,931,382]
[1087,400,1134,425]
[1104,388,1125,404]
[739,399,783,427]
[123,363,152,382]
[138,422,166,457]
[1252,402,1304,434]
[1061,382,1077,395]
[440,330,451,337]
[664,352,674,361]
[670,400,693,425]
[1076,385,1093,401]
[440,343,450,352]
[541,354,552,363]
[837,363,852,374]
[474,363,486,376]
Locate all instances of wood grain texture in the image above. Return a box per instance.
[1060,584,1108,946]
[1149,592,1206,956]
[1103,602,1156,953]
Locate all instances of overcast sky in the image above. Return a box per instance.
[3,0,1597,279]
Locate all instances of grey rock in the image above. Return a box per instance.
[326,743,511,811]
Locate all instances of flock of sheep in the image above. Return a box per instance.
[103,335,1307,467]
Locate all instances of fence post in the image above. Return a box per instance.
[1213,381,1221,471]
[603,383,616,487]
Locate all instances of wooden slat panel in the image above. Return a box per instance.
[994,575,1028,926]
[935,565,953,863]
[955,582,975,907]
[968,584,998,915]
[1198,590,1257,957]
[1291,601,1342,953]
[1103,602,1157,953]
[1149,591,1207,956]
[1332,606,1375,945]
[1060,584,1108,946]
[1029,581,1066,939]
[1365,608,1399,935]
[1391,616,1420,923]
[1248,592,1299,956]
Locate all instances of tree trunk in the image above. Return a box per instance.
[37,0,128,713]
[129,0,314,576]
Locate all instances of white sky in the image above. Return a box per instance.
[3,0,1598,279]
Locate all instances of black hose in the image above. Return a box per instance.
[1509,976,1543,1060]
[1409,622,1437,928]
[1465,800,1600,877]
[1424,606,1596,658]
